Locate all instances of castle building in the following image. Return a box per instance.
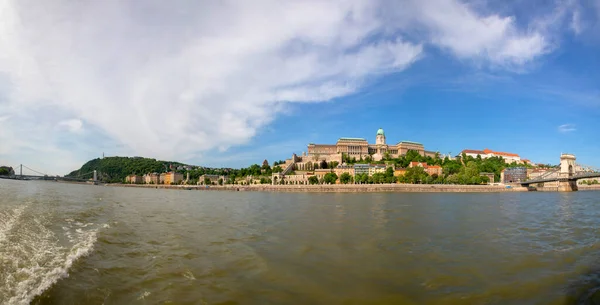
[460,148,524,164]
[271,128,438,185]
[307,128,437,162]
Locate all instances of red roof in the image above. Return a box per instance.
[463,148,520,158]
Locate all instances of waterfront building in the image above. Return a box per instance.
[314,169,333,181]
[353,164,370,176]
[334,164,355,179]
[283,174,312,185]
[501,167,527,183]
[125,174,143,184]
[143,173,160,184]
[408,161,443,176]
[159,173,166,184]
[459,148,524,164]
[198,174,228,185]
[368,164,387,176]
[394,168,407,177]
[164,172,184,185]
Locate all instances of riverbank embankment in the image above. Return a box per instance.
[108,183,529,193]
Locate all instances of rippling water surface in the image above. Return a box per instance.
[1,180,600,304]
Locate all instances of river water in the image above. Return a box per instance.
[1,180,600,304]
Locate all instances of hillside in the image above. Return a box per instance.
[66,157,187,183]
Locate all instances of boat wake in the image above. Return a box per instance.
[0,205,102,305]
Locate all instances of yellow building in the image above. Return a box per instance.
[368,164,387,176]
[394,168,407,177]
[163,172,183,185]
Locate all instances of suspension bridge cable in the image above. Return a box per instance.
[21,165,48,176]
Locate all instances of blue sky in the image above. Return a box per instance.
[1,0,599,175]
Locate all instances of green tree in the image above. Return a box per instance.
[385,167,394,178]
[308,176,319,185]
[404,166,428,184]
[323,172,338,184]
[204,177,211,185]
[0,168,9,176]
[218,178,223,185]
[340,172,352,184]
[272,166,283,173]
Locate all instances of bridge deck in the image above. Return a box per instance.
[522,172,600,185]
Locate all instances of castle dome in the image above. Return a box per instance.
[376,128,385,136]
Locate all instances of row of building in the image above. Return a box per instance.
[274,161,443,185]
[125,172,234,185]
[125,172,185,185]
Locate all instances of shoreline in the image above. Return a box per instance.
[107,183,532,193]
[11,179,600,192]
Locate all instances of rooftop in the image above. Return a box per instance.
[399,141,423,145]
[338,137,367,141]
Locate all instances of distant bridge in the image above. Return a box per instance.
[0,164,99,184]
[521,154,600,191]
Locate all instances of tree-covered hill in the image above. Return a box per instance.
[65,157,186,183]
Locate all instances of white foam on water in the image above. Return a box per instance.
[183,270,196,280]
[0,205,26,245]
[0,209,105,305]
[137,290,151,300]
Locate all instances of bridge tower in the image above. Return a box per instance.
[558,153,578,192]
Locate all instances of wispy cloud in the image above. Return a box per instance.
[558,124,577,133]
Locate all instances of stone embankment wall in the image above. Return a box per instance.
[111,183,528,193]
[578,185,600,191]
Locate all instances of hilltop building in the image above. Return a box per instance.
[459,148,526,164]
[272,128,439,185]
[307,128,437,163]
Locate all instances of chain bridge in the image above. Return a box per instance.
[521,154,600,191]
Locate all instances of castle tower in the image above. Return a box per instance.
[376,128,386,145]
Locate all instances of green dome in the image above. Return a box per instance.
[376,128,385,136]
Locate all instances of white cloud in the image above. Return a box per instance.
[57,119,83,134]
[389,0,551,68]
[571,7,583,34]
[558,124,577,133]
[0,0,562,173]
